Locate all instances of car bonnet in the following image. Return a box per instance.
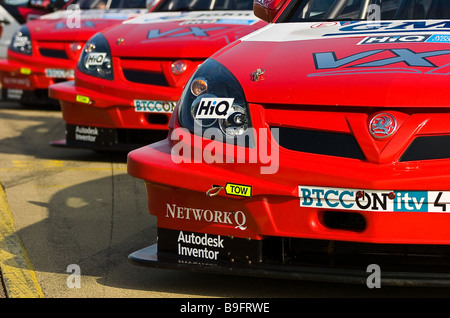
[212,20,450,108]
[26,9,148,41]
[103,10,268,59]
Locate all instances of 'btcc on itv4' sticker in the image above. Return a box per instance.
[299,186,450,213]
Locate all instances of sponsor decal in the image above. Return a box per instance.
[311,22,338,28]
[159,228,261,265]
[55,20,97,29]
[76,95,90,104]
[159,228,268,270]
[126,11,257,25]
[12,36,29,48]
[2,77,30,88]
[74,126,98,142]
[310,48,450,77]
[325,21,450,36]
[41,9,147,21]
[369,113,397,139]
[20,68,31,75]
[85,53,107,66]
[6,89,23,100]
[195,97,235,119]
[314,48,450,69]
[181,18,257,25]
[215,19,256,25]
[133,100,176,113]
[358,34,432,44]
[147,26,226,39]
[359,34,450,45]
[166,203,248,230]
[225,183,252,198]
[299,186,450,212]
[45,69,75,79]
[177,231,224,261]
[427,34,450,43]
[67,124,117,145]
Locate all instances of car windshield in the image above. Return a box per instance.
[154,0,254,11]
[285,0,449,21]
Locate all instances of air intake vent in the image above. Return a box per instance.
[39,48,68,59]
[272,127,365,160]
[401,135,450,161]
[123,69,169,86]
[322,211,366,232]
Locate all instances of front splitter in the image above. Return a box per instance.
[50,138,134,152]
[129,244,450,287]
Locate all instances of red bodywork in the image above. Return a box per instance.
[0,7,149,105]
[49,11,267,151]
[127,0,450,285]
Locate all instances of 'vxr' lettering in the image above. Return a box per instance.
[313,48,450,69]
[147,26,226,39]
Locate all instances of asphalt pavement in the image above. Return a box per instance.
[3,101,450,300]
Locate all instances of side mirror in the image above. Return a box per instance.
[253,0,288,22]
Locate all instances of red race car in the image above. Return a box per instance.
[127,0,450,286]
[0,0,70,58]
[48,0,267,152]
[0,0,151,106]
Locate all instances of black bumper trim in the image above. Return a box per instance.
[128,244,450,287]
[50,138,137,153]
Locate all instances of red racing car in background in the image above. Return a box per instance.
[0,0,70,58]
[48,0,267,152]
[127,0,450,286]
[0,0,151,106]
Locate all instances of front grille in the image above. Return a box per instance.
[117,128,168,145]
[263,237,450,273]
[123,69,169,86]
[401,135,450,161]
[273,126,365,160]
[39,48,68,59]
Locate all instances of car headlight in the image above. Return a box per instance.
[10,26,32,55]
[78,33,113,80]
[178,58,254,147]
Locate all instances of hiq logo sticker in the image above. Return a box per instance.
[196,97,234,119]
[85,53,107,66]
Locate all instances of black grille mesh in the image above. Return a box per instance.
[123,69,169,86]
[401,135,450,161]
[39,48,68,59]
[272,126,365,160]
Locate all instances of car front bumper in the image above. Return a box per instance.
[49,79,174,151]
[129,228,450,287]
[126,121,450,286]
[0,57,73,105]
